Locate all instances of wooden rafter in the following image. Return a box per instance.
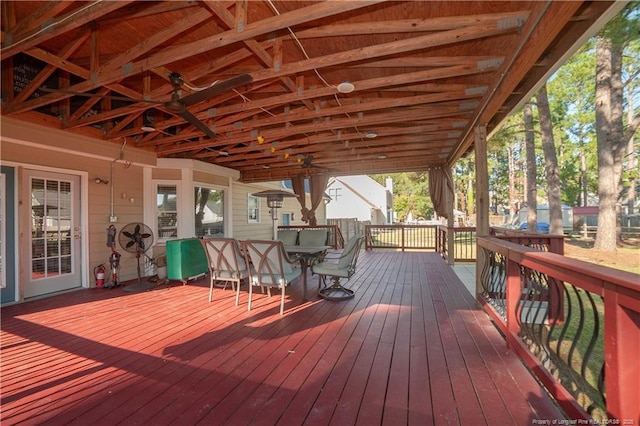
[0,0,620,182]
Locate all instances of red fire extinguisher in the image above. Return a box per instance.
[94,264,106,288]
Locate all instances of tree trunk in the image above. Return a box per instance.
[537,85,564,234]
[467,171,475,216]
[594,35,625,251]
[508,145,519,223]
[580,148,587,207]
[523,103,537,231]
[626,81,636,216]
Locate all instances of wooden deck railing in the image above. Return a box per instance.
[365,224,438,251]
[489,226,566,254]
[476,236,639,423]
[436,225,477,262]
[363,224,476,262]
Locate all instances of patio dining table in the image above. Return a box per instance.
[285,245,330,300]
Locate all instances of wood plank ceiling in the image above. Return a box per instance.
[1,1,619,183]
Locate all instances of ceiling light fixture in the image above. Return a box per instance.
[336,81,355,93]
[378,154,387,159]
[365,131,377,139]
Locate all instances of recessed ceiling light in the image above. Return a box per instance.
[365,131,377,139]
[336,81,355,93]
[141,126,156,132]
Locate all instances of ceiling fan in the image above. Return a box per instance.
[38,72,253,139]
[299,154,335,172]
[163,72,252,139]
[301,154,315,168]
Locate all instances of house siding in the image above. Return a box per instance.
[231,182,279,241]
[230,183,326,240]
[1,118,156,292]
[0,117,326,303]
[326,175,392,225]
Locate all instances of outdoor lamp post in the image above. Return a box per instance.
[252,189,298,240]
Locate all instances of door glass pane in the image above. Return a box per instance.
[195,186,224,237]
[31,178,45,279]
[47,256,60,276]
[31,177,74,280]
[61,256,72,274]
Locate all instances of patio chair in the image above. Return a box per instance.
[277,229,299,246]
[311,234,364,300]
[243,240,302,315]
[298,229,328,246]
[201,237,251,305]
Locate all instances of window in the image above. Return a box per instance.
[248,195,261,223]
[157,185,177,239]
[195,186,224,237]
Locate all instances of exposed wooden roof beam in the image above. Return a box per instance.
[2,1,135,58]
[157,106,473,155]
[4,1,380,114]
[292,11,530,38]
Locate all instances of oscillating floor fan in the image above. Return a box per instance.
[118,223,155,292]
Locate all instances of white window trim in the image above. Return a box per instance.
[144,163,234,242]
[154,181,180,243]
[247,194,261,224]
[194,183,228,237]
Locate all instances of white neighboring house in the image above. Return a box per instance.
[326,176,393,225]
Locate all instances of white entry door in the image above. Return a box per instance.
[23,170,83,298]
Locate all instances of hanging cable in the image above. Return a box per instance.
[266,1,366,145]
[1,1,104,54]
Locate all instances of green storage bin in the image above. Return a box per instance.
[166,238,208,282]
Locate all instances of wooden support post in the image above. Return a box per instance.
[603,289,640,422]
[475,125,489,298]
[446,171,455,265]
[505,257,521,349]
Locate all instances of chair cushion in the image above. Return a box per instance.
[298,229,328,246]
[337,236,362,268]
[251,268,301,287]
[312,262,352,278]
[216,265,252,280]
[277,229,299,246]
[203,237,249,278]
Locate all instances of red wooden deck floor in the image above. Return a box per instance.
[1,251,564,425]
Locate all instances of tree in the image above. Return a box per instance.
[524,102,538,230]
[547,42,598,208]
[489,113,527,221]
[594,4,640,251]
[453,157,474,217]
[371,172,433,222]
[536,84,564,234]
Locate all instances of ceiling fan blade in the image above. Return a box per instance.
[180,73,253,107]
[179,109,217,139]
